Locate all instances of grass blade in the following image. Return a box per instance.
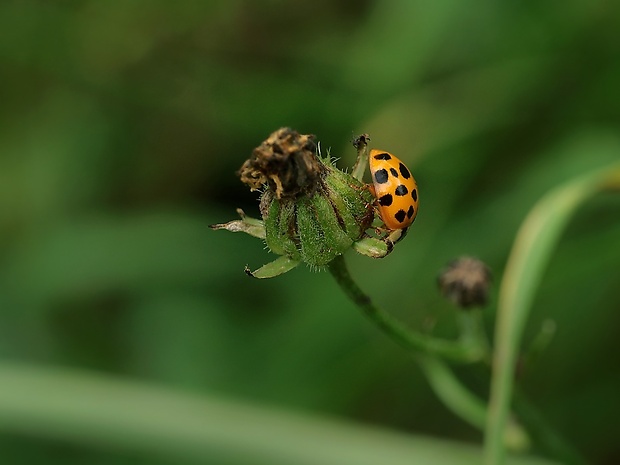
[0,362,556,465]
[484,162,620,465]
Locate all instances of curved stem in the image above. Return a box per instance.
[484,163,620,465]
[328,255,485,363]
[328,255,523,437]
[417,354,486,428]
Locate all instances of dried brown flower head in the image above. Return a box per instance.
[238,127,325,199]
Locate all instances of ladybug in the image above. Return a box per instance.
[368,149,418,241]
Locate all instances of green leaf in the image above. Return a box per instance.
[246,255,300,279]
[0,363,557,465]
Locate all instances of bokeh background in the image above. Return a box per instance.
[1,1,619,464]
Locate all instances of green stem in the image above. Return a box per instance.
[417,355,486,428]
[418,355,530,452]
[457,310,491,362]
[520,319,556,370]
[483,163,620,465]
[328,255,485,364]
[328,255,528,439]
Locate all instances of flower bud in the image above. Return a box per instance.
[438,256,492,308]
[249,128,375,267]
[212,128,394,277]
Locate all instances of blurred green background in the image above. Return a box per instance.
[1,1,619,464]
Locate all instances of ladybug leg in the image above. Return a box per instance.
[354,226,404,259]
[373,226,408,252]
[388,226,408,244]
[367,183,376,198]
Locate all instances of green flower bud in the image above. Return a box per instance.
[263,193,301,260]
[211,128,397,278]
[257,144,375,267]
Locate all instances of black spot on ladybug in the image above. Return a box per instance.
[390,167,399,177]
[395,184,408,196]
[407,205,414,219]
[394,209,407,223]
[378,194,393,206]
[374,169,389,184]
[411,188,418,201]
[373,152,391,160]
[399,163,410,179]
